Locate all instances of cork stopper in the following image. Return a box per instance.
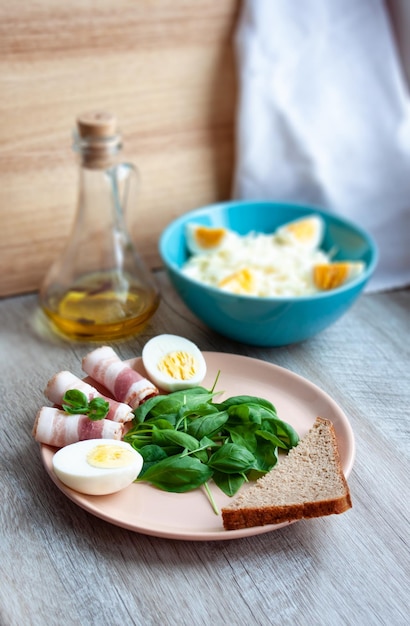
[75,111,121,169]
[76,111,118,139]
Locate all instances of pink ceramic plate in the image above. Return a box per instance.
[41,352,355,541]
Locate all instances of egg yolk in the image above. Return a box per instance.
[157,351,198,381]
[313,262,352,290]
[86,444,136,469]
[194,226,227,249]
[284,218,317,244]
[219,268,255,295]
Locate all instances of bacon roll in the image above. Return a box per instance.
[45,370,134,423]
[32,407,124,447]
[82,346,158,409]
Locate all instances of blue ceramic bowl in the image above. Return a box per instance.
[159,201,378,346]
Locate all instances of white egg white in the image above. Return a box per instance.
[142,334,207,392]
[52,439,143,495]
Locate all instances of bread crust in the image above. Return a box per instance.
[222,417,352,531]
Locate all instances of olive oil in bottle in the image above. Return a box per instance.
[39,112,160,341]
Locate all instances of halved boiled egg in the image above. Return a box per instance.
[52,439,143,495]
[185,223,234,255]
[218,268,257,295]
[275,215,324,250]
[313,261,365,290]
[142,334,207,392]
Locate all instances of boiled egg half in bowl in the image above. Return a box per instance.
[185,223,236,255]
[142,334,207,392]
[52,439,143,495]
[275,215,324,250]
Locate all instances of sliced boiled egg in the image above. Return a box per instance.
[185,223,234,255]
[275,215,324,250]
[142,334,207,392]
[313,261,365,290]
[52,439,143,495]
[218,268,257,295]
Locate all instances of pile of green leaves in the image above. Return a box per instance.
[123,386,299,513]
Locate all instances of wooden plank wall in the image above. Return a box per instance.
[0,0,239,297]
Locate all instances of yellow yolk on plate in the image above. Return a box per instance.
[313,261,365,290]
[157,350,198,381]
[52,439,143,495]
[142,334,207,391]
[86,444,137,469]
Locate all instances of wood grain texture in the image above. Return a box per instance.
[0,0,239,297]
[0,275,409,626]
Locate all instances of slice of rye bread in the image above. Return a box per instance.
[222,417,352,531]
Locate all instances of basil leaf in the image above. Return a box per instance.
[62,389,89,414]
[133,388,215,425]
[255,429,288,450]
[132,394,172,424]
[147,418,176,430]
[212,470,246,497]
[273,419,299,448]
[208,443,256,474]
[252,438,279,472]
[192,449,209,463]
[151,428,200,452]
[216,395,277,414]
[138,455,213,492]
[190,436,218,463]
[187,411,229,440]
[227,428,258,453]
[138,445,168,475]
[87,397,110,421]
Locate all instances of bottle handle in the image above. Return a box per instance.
[109,162,140,221]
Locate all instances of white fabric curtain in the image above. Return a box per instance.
[233,0,410,292]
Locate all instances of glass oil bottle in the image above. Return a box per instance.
[39,111,160,341]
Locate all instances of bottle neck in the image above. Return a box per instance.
[73,130,122,170]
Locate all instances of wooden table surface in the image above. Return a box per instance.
[1,272,409,626]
